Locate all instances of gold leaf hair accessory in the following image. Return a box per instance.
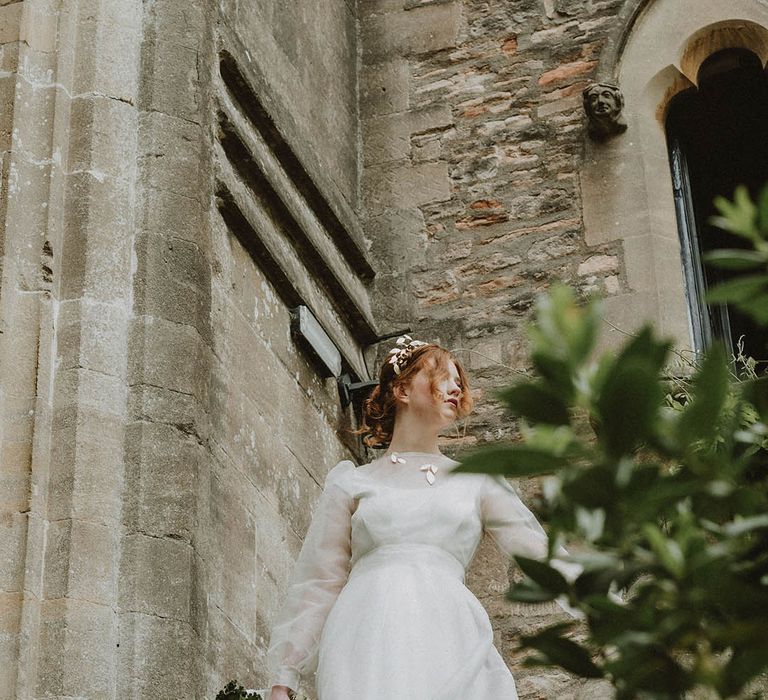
[387,335,429,375]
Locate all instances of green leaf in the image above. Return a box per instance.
[622,326,671,370]
[531,351,574,397]
[595,328,671,457]
[527,285,602,393]
[757,182,768,235]
[720,513,768,537]
[514,555,570,595]
[642,523,685,579]
[597,356,665,458]
[575,506,606,541]
[453,446,566,478]
[606,648,691,695]
[721,644,768,697]
[706,275,768,305]
[702,249,768,270]
[506,580,559,603]
[736,292,768,324]
[573,567,620,598]
[627,472,701,520]
[677,344,730,445]
[711,185,759,241]
[742,375,768,418]
[520,632,604,679]
[565,466,616,509]
[496,383,571,426]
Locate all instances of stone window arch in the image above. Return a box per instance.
[666,47,768,360]
[581,1,768,358]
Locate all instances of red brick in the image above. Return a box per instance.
[470,199,503,210]
[465,275,523,298]
[502,35,518,56]
[538,60,597,87]
[455,213,510,229]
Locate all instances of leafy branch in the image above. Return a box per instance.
[454,185,768,699]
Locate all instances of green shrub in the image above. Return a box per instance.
[455,185,768,699]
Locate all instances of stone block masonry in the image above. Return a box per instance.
[8,0,758,698]
[361,1,630,697]
[0,0,366,697]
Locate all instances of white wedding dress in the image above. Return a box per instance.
[266,451,576,699]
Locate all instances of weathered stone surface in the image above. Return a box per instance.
[140,186,205,243]
[230,0,359,208]
[129,315,207,398]
[1,0,746,698]
[363,104,453,165]
[132,230,211,333]
[361,59,410,117]
[55,5,141,102]
[57,170,136,303]
[147,0,206,50]
[139,110,203,200]
[361,3,462,61]
[0,2,21,44]
[42,519,119,604]
[120,534,194,622]
[123,421,201,540]
[0,591,21,695]
[36,598,118,697]
[140,40,201,123]
[117,612,197,698]
[56,299,129,377]
[577,254,619,276]
[364,161,452,210]
[539,60,598,86]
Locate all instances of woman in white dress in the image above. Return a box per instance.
[267,337,574,700]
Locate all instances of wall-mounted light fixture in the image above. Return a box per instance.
[290,305,343,378]
[291,308,415,417]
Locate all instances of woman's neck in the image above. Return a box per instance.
[386,428,441,455]
[385,397,452,456]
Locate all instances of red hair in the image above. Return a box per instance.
[355,344,473,448]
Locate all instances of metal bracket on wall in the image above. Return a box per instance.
[337,327,413,409]
[337,374,379,409]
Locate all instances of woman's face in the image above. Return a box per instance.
[400,359,463,428]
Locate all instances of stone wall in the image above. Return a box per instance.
[359,1,633,697]
[3,0,767,698]
[201,2,369,695]
[0,0,144,697]
[0,0,368,698]
[0,3,27,695]
[217,0,360,210]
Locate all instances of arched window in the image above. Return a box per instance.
[666,48,768,364]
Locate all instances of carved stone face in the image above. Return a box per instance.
[584,83,623,120]
[582,82,627,141]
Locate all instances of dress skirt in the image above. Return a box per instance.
[316,543,520,700]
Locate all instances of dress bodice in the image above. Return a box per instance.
[347,454,486,571]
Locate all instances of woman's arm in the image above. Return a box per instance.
[266,460,355,694]
[478,473,583,613]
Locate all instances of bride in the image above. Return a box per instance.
[267,336,576,700]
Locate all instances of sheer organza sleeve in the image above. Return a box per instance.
[479,474,583,612]
[266,460,355,693]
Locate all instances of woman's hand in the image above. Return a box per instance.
[269,685,294,700]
